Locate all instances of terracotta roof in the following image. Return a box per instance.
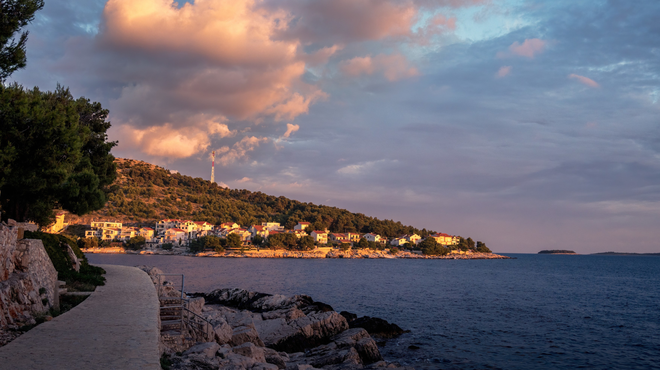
[312,231,327,235]
[298,222,311,225]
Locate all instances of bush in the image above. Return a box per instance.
[125,235,146,250]
[24,231,105,291]
[162,243,173,251]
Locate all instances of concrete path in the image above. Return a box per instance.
[0,264,160,370]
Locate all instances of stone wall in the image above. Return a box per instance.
[0,223,58,329]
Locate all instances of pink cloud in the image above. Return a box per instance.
[217,136,269,165]
[496,66,511,78]
[340,53,419,81]
[497,38,547,59]
[117,115,234,158]
[282,123,300,139]
[569,74,600,88]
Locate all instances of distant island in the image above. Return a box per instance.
[538,250,577,255]
[593,252,660,256]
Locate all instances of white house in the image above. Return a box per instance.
[363,233,382,243]
[311,231,328,244]
[294,222,311,231]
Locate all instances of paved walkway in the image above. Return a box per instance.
[0,264,160,369]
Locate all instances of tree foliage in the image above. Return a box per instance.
[0,84,117,225]
[226,233,242,249]
[420,238,450,256]
[189,235,224,253]
[476,241,491,253]
[88,159,436,238]
[0,0,44,81]
[126,235,146,250]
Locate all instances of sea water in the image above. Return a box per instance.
[86,253,660,370]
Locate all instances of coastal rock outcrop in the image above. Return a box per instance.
[340,312,407,339]
[142,268,412,370]
[0,222,58,337]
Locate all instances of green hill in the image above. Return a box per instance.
[68,158,437,238]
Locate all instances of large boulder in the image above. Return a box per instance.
[255,311,349,353]
[340,312,406,339]
[0,226,58,330]
[202,288,334,314]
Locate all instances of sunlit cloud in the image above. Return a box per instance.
[496,65,511,77]
[497,38,547,58]
[568,73,600,88]
[281,123,300,139]
[217,136,269,166]
[340,54,419,81]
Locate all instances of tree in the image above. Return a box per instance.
[457,237,469,251]
[252,235,264,246]
[476,241,491,253]
[297,235,314,251]
[126,236,146,250]
[226,233,242,249]
[466,237,476,250]
[0,84,117,225]
[420,238,449,256]
[0,0,44,81]
[356,238,369,249]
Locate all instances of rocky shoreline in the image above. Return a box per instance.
[139,266,414,370]
[84,247,511,260]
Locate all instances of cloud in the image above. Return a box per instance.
[282,123,300,139]
[569,73,600,88]
[496,66,511,77]
[237,177,252,183]
[217,136,269,165]
[497,38,547,58]
[340,53,419,81]
[117,116,235,158]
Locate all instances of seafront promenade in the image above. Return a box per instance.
[0,264,160,370]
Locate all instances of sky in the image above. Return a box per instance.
[10,0,660,253]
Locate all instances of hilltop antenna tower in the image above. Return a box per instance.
[211,151,215,184]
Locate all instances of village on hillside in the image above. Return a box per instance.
[74,216,487,255]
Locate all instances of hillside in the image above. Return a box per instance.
[68,158,438,238]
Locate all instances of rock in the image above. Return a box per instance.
[187,297,205,315]
[232,342,266,363]
[170,352,220,370]
[63,243,80,272]
[356,337,382,364]
[339,311,357,322]
[217,344,233,359]
[1,226,58,330]
[183,342,221,358]
[344,314,406,339]
[212,319,233,345]
[252,363,280,370]
[332,328,383,364]
[203,288,333,314]
[264,348,287,369]
[256,311,349,353]
[220,353,258,369]
[231,325,265,347]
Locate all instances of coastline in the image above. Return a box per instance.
[82,247,511,259]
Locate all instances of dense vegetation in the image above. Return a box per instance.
[84,159,442,238]
[24,231,105,291]
[0,85,117,226]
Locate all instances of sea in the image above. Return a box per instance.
[86,253,660,370]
